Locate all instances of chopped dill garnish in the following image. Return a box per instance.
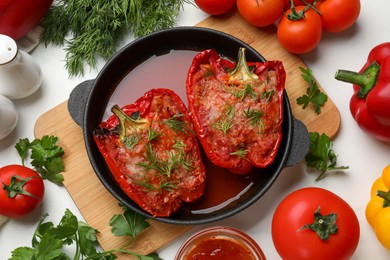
[226,84,257,100]
[138,144,180,178]
[243,107,264,126]
[212,105,235,135]
[147,127,161,141]
[173,140,186,149]
[230,149,249,160]
[122,133,142,150]
[163,114,190,133]
[131,176,178,191]
[262,89,275,102]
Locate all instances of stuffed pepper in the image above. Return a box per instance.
[186,48,286,174]
[93,88,206,217]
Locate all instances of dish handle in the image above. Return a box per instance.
[285,117,310,167]
[68,79,94,127]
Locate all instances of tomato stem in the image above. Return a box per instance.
[287,0,321,20]
[299,206,338,240]
[3,175,41,200]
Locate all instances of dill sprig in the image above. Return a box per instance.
[226,84,257,100]
[243,107,264,126]
[40,0,191,77]
[163,114,191,133]
[230,149,249,160]
[262,89,275,102]
[122,133,142,150]
[138,144,180,178]
[212,105,235,135]
[147,127,161,141]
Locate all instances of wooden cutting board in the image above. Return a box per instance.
[34,10,340,259]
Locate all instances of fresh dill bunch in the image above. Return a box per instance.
[40,0,191,77]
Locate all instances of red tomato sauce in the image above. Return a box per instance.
[184,236,255,260]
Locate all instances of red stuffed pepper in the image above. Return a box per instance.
[186,48,286,174]
[93,88,206,217]
[335,42,390,143]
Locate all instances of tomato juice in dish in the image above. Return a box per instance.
[103,50,273,217]
[105,50,198,120]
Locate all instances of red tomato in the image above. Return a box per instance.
[272,187,360,260]
[315,0,361,32]
[283,0,315,10]
[237,0,284,27]
[194,0,236,16]
[0,165,45,218]
[0,0,53,40]
[277,6,322,54]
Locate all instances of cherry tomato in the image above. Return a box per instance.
[272,187,360,260]
[0,165,45,218]
[237,0,284,27]
[277,5,322,54]
[315,0,360,32]
[194,0,236,16]
[0,0,53,40]
[283,0,315,10]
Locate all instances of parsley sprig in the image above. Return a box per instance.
[15,135,65,185]
[296,67,328,114]
[9,207,161,259]
[305,132,349,181]
[110,204,150,239]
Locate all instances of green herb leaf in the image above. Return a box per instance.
[163,114,190,134]
[305,132,349,181]
[230,149,249,160]
[9,247,35,260]
[78,222,99,256]
[15,138,30,166]
[110,204,150,238]
[123,133,142,150]
[296,67,328,114]
[10,209,159,259]
[40,0,191,77]
[35,234,64,260]
[243,107,264,126]
[15,135,65,185]
[212,105,235,135]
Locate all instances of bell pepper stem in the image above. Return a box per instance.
[376,190,390,207]
[111,105,147,143]
[229,48,258,81]
[335,61,380,98]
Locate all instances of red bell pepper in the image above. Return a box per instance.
[186,48,286,174]
[0,0,53,40]
[335,42,390,143]
[93,88,206,217]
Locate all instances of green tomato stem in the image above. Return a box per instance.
[299,206,338,240]
[3,175,40,200]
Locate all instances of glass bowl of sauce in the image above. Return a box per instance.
[175,226,266,260]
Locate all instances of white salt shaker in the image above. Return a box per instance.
[0,34,42,99]
[0,95,18,140]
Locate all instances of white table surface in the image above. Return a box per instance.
[1,1,390,259]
